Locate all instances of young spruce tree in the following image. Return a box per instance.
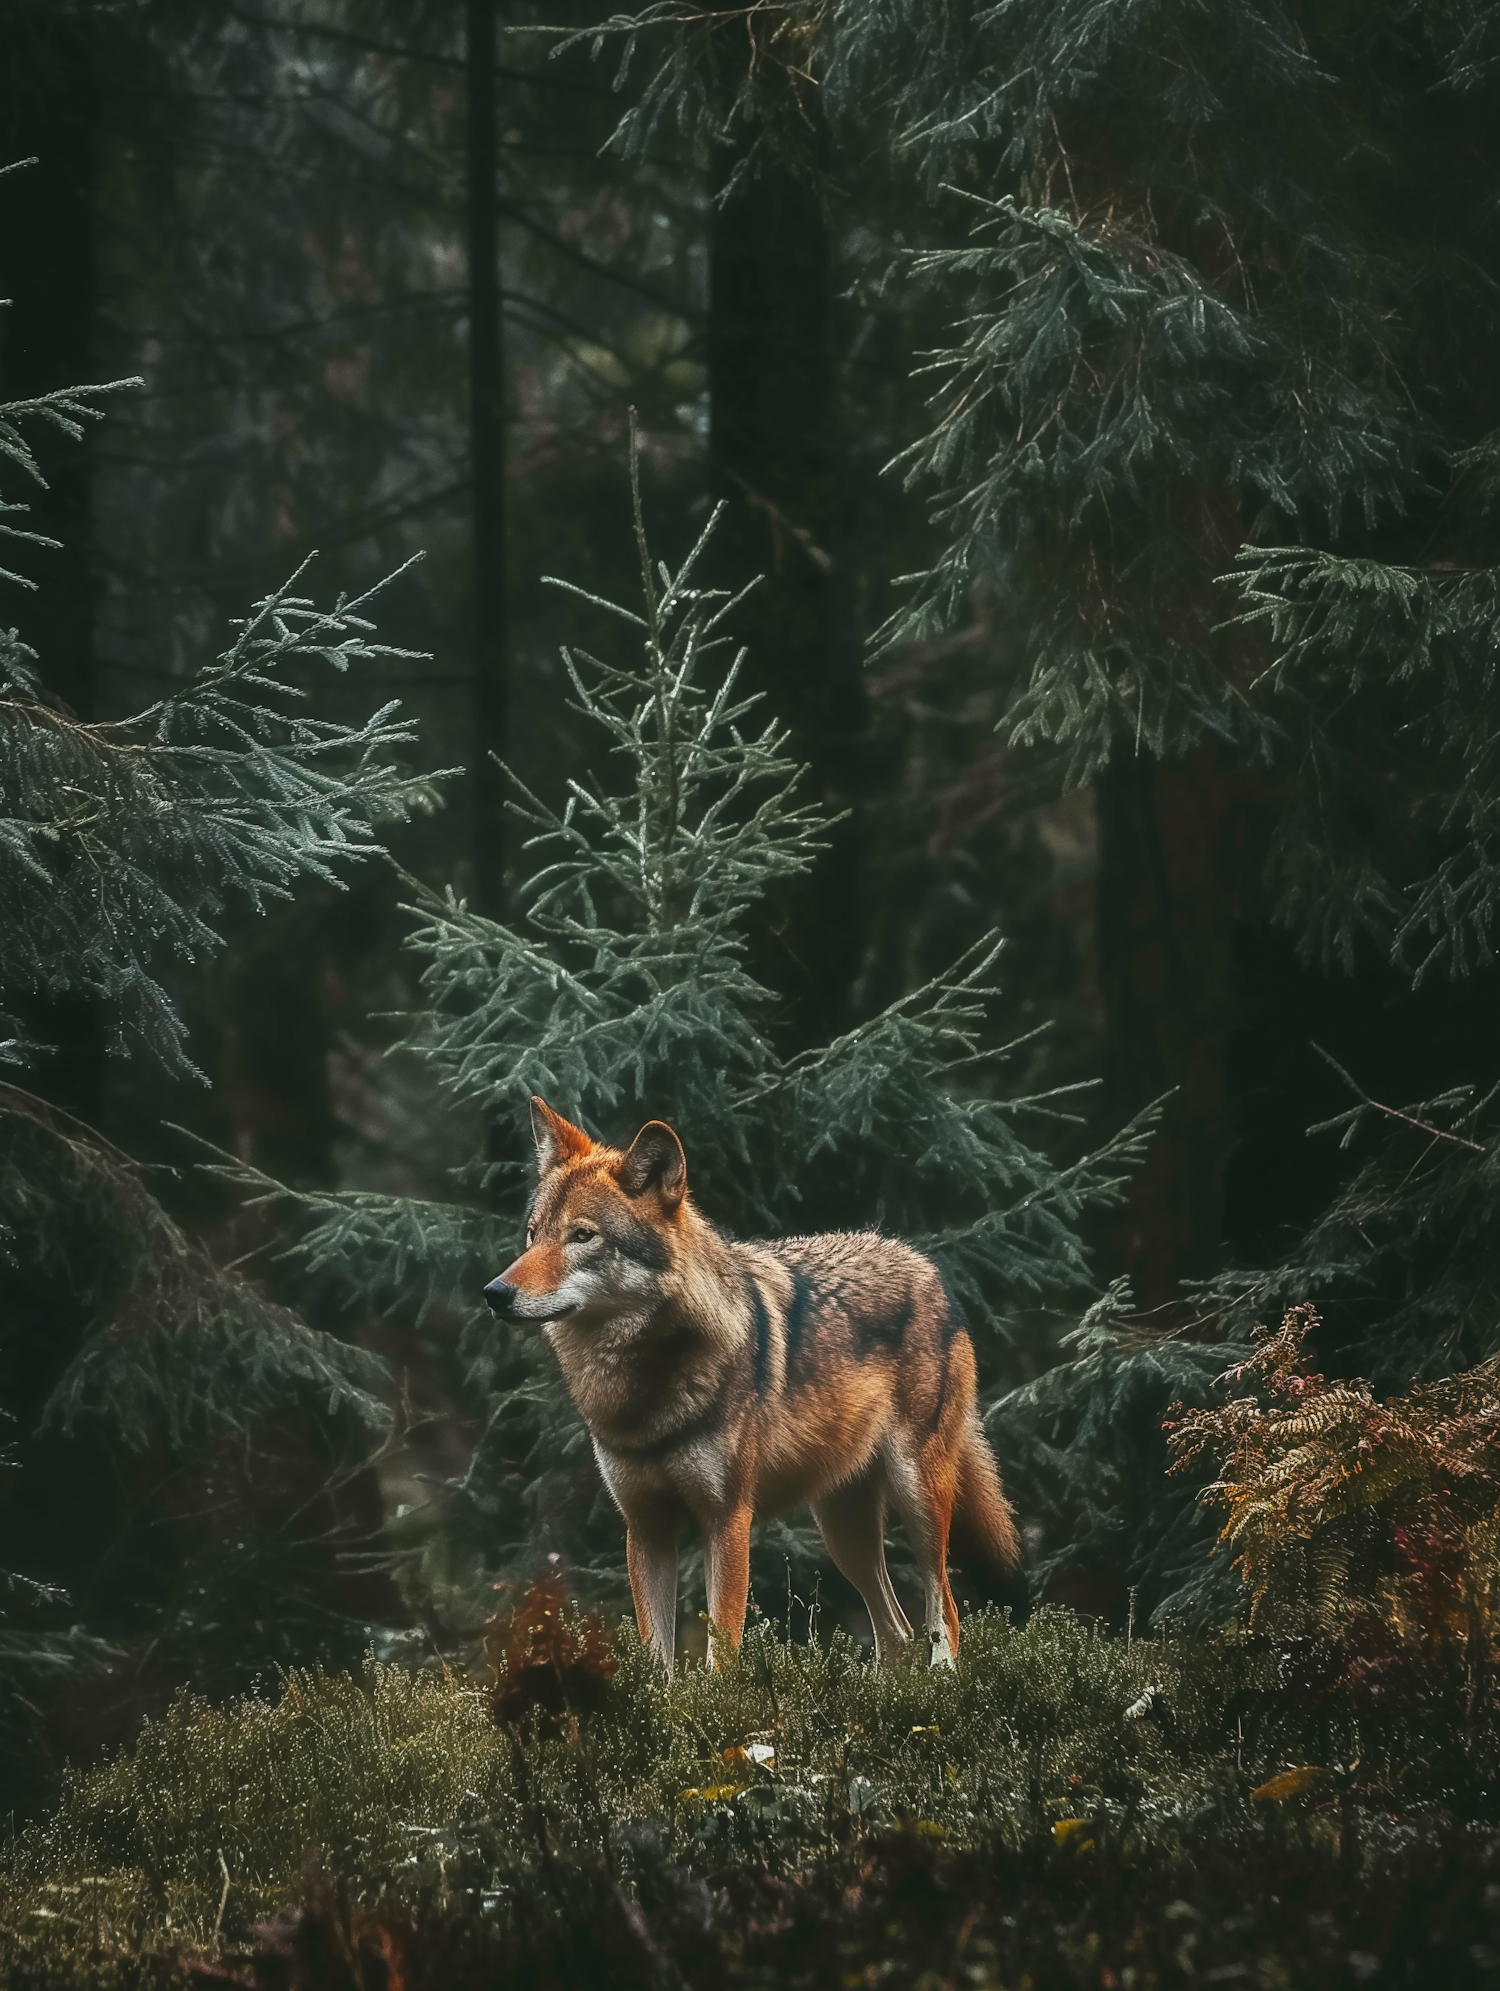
[250,429,1153,1628]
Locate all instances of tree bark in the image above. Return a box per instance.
[0,12,97,723]
[466,0,507,916]
[0,11,103,1119]
[708,152,866,1042]
[1095,742,1266,1308]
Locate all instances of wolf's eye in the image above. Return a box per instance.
[569,1224,598,1245]
[525,1224,536,1247]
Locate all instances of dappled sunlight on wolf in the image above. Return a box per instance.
[484,1097,1024,1667]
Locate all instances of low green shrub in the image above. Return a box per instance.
[3,1608,1498,1987]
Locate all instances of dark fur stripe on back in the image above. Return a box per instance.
[749,1279,772,1392]
[859,1288,914,1354]
[784,1269,815,1385]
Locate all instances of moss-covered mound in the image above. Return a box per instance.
[4,1609,1498,1988]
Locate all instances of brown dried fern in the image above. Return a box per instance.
[1166,1307,1500,1708]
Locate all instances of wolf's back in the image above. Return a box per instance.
[753,1229,1030,1621]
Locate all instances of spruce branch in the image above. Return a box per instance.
[0,1083,389,1447]
[237,437,1145,1609]
[0,559,452,1075]
[1307,1046,1486,1155]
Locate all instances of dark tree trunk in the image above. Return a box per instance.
[466,0,507,916]
[0,12,103,1120]
[0,12,96,723]
[708,154,866,1042]
[1095,743,1266,1308]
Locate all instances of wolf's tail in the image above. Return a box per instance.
[948,1420,1029,1621]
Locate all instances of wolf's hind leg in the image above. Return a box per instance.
[812,1470,913,1662]
[885,1446,961,1668]
[627,1519,680,1667]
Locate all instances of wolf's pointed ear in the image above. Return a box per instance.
[530,1097,592,1173]
[618,1121,687,1210]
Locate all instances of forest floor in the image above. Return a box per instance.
[2,1607,1499,1989]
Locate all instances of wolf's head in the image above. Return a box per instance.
[482,1098,687,1325]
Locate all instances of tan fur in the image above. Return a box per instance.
[482,1098,1023,1667]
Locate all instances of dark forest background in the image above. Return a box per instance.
[5,0,1500,1813]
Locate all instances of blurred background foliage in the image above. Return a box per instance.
[3,0,1500,1814]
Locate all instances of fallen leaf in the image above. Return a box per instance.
[1251,1765,1329,1802]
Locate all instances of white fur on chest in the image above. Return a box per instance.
[593,1429,732,1520]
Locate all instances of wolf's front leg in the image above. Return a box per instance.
[704,1504,752,1668]
[626,1522,680,1666]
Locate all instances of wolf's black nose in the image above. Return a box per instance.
[483,1277,518,1317]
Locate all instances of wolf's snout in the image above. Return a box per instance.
[483,1276,518,1317]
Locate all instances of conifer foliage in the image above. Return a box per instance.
[1198,545,1500,1388]
[1,549,437,1074]
[253,427,1153,1612]
[575,0,1500,1624]
[0,170,444,1780]
[987,1282,1242,1626]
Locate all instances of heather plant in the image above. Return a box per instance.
[0,1611,1284,1956]
[4,1604,1499,1989]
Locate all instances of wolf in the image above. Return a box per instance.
[483,1098,1024,1667]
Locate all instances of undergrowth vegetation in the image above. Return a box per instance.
[5,1604,1500,1988]
[1172,1307,1500,1715]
